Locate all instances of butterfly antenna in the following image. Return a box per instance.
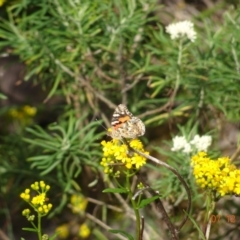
[95,118,108,131]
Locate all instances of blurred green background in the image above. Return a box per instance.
[0,0,240,239]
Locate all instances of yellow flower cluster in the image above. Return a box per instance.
[22,208,35,221]
[101,139,148,174]
[37,203,52,215]
[32,193,46,205]
[22,209,31,216]
[55,223,90,239]
[191,152,240,196]
[78,223,91,238]
[0,0,5,7]
[56,224,69,239]
[8,105,37,125]
[20,181,52,216]
[31,181,50,191]
[20,189,31,201]
[70,194,88,214]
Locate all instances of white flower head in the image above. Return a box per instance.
[190,135,212,152]
[182,143,192,153]
[166,20,197,42]
[171,136,192,153]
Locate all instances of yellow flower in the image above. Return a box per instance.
[125,158,132,169]
[234,183,240,194]
[78,223,90,238]
[137,182,144,189]
[42,204,52,214]
[56,224,69,239]
[131,154,146,169]
[20,189,31,201]
[9,109,19,118]
[23,105,37,117]
[32,193,46,206]
[31,181,40,190]
[22,209,31,216]
[70,194,88,214]
[129,139,144,149]
[38,207,43,213]
[0,0,5,7]
[40,181,45,188]
[8,105,37,126]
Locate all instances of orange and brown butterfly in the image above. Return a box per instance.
[108,104,145,139]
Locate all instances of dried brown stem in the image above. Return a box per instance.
[231,145,240,162]
[85,212,127,240]
[137,101,170,118]
[0,230,10,240]
[87,197,123,212]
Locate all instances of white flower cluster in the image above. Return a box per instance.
[171,135,212,153]
[171,136,191,153]
[166,20,197,42]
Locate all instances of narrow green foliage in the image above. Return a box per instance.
[1,1,240,239]
[24,114,103,179]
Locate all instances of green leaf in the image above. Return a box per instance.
[184,210,206,240]
[22,228,38,232]
[103,188,128,193]
[108,229,134,240]
[40,159,61,175]
[138,195,161,209]
[88,178,98,187]
[49,232,59,240]
[44,72,62,102]
[23,138,59,151]
[0,93,7,99]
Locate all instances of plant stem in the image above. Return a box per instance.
[205,193,215,240]
[170,39,183,106]
[38,214,42,240]
[174,39,183,95]
[126,173,141,240]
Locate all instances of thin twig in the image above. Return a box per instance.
[86,51,119,83]
[87,197,124,212]
[122,74,143,93]
[204,195,216,240]
[230,145,240,162]
[100,112,111,128]
[0,230,10,240]
[86,212,127,240]
[205,219,212,240]
[118,39,127,105]
[53,59,117,109]
[138,101,170,118]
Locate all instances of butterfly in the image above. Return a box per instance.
[109,104,145,139]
